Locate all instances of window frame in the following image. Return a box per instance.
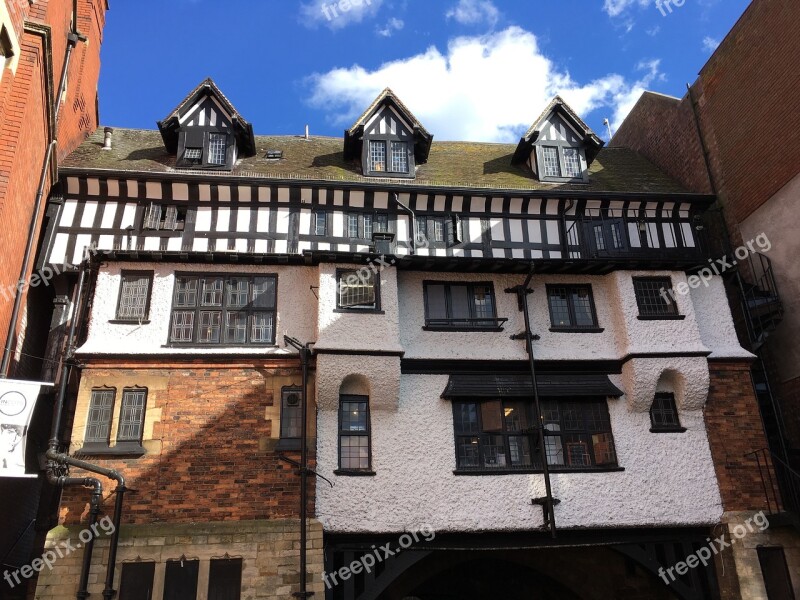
[452,397,620,475]
[276,386,303,451]
[176,129,234,170]
[335,394,374,476]
[140,202,187,232]
[314,210,327,236]
[535,143,588,183]
[115,387,148,454]
[633,277,685,320]
[168,273,278,346]
[422,281,506,331]
[649,392,686,433]
[82,387,117,451]
[118,561,156,600]
[114,271,154,323]
[335,268,381,312]
[362,134,415,178]
[208,558,243,600]
[546,284,603,332]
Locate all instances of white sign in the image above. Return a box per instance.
[0,379,52,478]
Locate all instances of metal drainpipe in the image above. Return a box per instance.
[392,192,416,255]
[46,259,128,600]
[507,271,557,538]
[0,5,86,376]
[285,336,314,599]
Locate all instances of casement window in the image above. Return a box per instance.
[633,277,680,318]
[116,388,147,450]
[540,399,617,468]
[115,271,153,322]
[208,559,243,600]
[453,400,536,471]
[164,559,199,600]
[169,274,277,345]
[650,393,685,432]
[546,285,600,331]
[346,212,391,240]
[118,562,155,600]
[337,395,372,473]
[537,144,587,182]
[416,215,461,246]
[337,269,379,310]
[423,282,505,330]
[83,388,116,448]
[141,203,186,231]
[347,214,360,238]
[207,133,228,165]
[367,140,410,175]
[314,211,327,236]
[177,129,233,169]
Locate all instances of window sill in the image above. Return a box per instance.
[549,327,604,333]
[453,467,625,476]
[650,427,687,433]
[334,469,376,477]
[637,315,686,321]
[162,344,278,349]
[75,444,146,458]
[275,439,302,452]
[109,319,151,325]
[334,309,385,315]
[423,326,505,332]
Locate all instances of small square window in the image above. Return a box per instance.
[650,393,683,432]
[116,272,153,321]
[337,269,378,310]
[184,147,202,165]
[374,213,389,233]
[633,277,679,317]
[562,147,582,178]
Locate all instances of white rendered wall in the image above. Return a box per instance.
[316,369,723,533]
[78,263,319,355]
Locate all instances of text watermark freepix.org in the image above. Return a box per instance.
[659,511,769,585]
[322,525,435,590]
[321,0,373,22]
[656,0,687,17]
[660,232,771,304]
[3,515,116,589]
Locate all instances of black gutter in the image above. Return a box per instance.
[284,336,314,599]
[506,271,557,537]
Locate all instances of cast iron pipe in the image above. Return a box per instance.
[285,336,314,599]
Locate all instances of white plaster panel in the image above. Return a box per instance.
[315,354,400,412]
[172,183,189,201]
[315,374,722,533]
[100,203,118,229]
[690,277,753,360]
[80,202,98,227]
[77,263,318,356]
[145,181,161,200]
[60,200,78,227]
[621,356,710,412]
[315,264,403,354]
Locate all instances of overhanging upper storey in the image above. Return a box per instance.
[343,88,433,179]
[512,96,605,184]
[157,78,256,171]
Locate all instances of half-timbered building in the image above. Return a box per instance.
[32,80,776,600]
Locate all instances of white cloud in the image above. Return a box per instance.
[646,25,661,36]
[603,0,652,17]
[306,27,663,142]
[376,17,404,37]
[300,0,384,30]
[702,36,720,53]
[446,0,499,27]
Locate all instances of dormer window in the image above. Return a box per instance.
[208,133,228,165]
[512,96,604,184]
[343,88,432,180]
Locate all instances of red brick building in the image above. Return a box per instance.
[0,1,108,597]
[613,0,800,596]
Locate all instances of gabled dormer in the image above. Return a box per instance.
[157,78,256,171]
[512,96,604,183]
[343,88,433,179]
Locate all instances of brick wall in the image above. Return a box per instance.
[59,362,317,526]
[0,0,106,376]
[704,360,773,512]
[610,91,712,195]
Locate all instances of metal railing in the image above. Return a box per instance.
[736,252,784,349]
[746,448,800,516]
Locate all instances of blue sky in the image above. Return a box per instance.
[98,0,750,142]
